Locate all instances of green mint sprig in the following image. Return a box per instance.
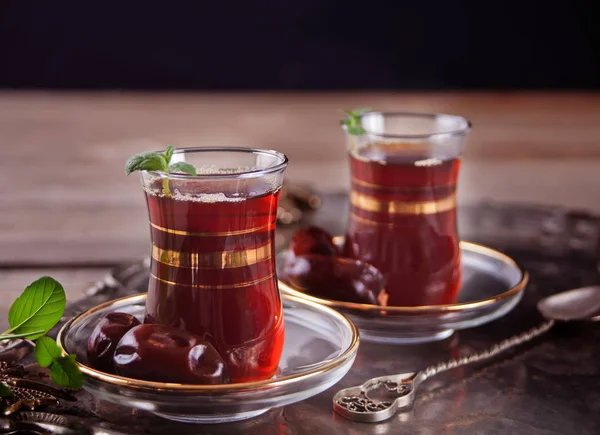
[0,277,83,390]
[125,145,197,196]
[0,383,13,398]
[341,107,371,135]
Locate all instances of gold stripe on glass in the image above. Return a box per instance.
[350,191,456,215]
[349,211,395,227]
[152,244,272,269]
[150,220,276,237]
[150,272,275,289]
[351,177,456,190]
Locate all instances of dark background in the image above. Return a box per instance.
[1,1,598,90]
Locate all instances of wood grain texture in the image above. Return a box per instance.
[1,91,599,266]
[0,268,109,311]
[0,269,109,330]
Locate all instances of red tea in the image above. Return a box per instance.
[143,179,284,383]
[344,143,461,306]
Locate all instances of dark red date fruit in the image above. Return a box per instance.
[289,226,340,257]
[113,324,227,384]
[282,254,386,305]
[87,312,141,373]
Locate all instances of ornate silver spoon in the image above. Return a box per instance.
[333,285,600,423]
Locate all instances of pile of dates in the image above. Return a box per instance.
[280,226,387,305]
[87,313,227,384]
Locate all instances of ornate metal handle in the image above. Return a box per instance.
[333,319,555,423]
[422,319,554,380]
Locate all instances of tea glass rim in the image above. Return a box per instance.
[145,146,289,181]
[342,111,472,140]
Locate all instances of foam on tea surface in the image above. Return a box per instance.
[142,167,280,202]
[194,165,258,175]
[171,191,245,203]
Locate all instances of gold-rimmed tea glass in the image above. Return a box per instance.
[343,112,471,307]
[140,147,288,383]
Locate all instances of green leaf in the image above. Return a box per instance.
[163,145,176,164]
[162,178,172,197]
[35,336,63,368]
[0,382,13,398]
[7,277,66,340]
[50,355,84,389]
[169,162,197,176]
[347,126,366,135]
[125,152,168,175]
[346,107,371,117]
[0,330,45,341]
[341,107,371,136]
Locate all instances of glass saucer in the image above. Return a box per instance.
[278,241,528,344]
[57,294,358,424]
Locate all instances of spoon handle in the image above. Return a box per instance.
[333,319,555,422]
[421,319,555,381]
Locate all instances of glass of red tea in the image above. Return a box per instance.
[342,112,471,307]
[140,147,288,383]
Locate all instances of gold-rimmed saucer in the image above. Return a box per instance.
[57,294,358,424]
[277,241,528,344]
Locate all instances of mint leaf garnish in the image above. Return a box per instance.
[35,336,63,368]
[36,336,83,389]
[36,336,84,389]
[5,277,66,340]
[347,125,366,135]
[169,162,197,176]
[125,152,168,175]
[341,107,370,136]
[125,145,198,196]
[0,277,83,391]
[0,382,13,398]
[50,354,84,389]
[0,330,45,340]
[344,107,371,117]
[163,144,176,164]
[125,145,195,176]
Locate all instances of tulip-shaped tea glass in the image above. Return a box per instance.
[140,147,288,382]
[343,113,471,307]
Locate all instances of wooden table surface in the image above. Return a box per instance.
[1,91,599,310]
